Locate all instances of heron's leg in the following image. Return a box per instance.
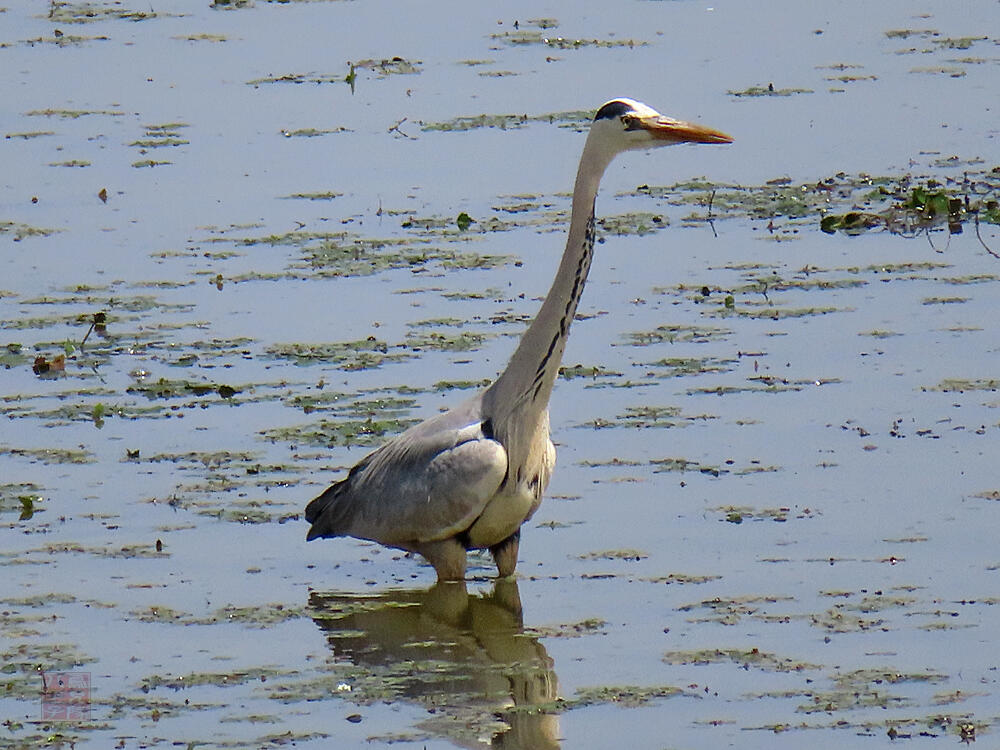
[490,530,521,578]
[415,538,468,581]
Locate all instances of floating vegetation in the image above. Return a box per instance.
[248,58,420,87]
[922,378,998,393]
[909,65,966,78]
[491,30,647,50]
[566,684,681,708]
[4,130,56,139]
[174,32,228,42]
[677,594,796,626]
[663,647,821,673]
[598,212,667,236]
[24,108,124,119]
[262,414,416,448]
[48,159,91,167]
[29,541,168,559]
[46,0,163,23]
[210,226,517,278]
[280,127,350,138]
[8,29,110,46]
[0,445,95,465]
[421,109,593,133]
[141,666,293,692]
[199,500,300,525]
[640,355,737,378]
[404,329,490,352]
[352,56,421,76]
[577,549,648,561]
[711,504,819,523]
[712,304,845,320]
[0,483,44,518]
[249,72,347,86]
[264,339,417,370]
[822,176,998,245]
[624,323,733,346]
[281,190,343,200]
[575,405,717,431]
[579,455,773,479]
[884,28,939,40]
[129,122,190,150]
[633,167,1000,249]
[0,221,61,241]
[559,363,622,380]
[525,617,608,638]
[126,377,243,400]
[728,84,814,97]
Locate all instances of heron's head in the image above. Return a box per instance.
[587,97,732,164]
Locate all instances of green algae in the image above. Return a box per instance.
[640,355,737,378]
[624,323,733,346]
[728,84,814,97]
[663,647,821,673]
[126,377,244,400]
[0,445,95,465]
[4,130,56,139]
[923,378,999,393]
[404,330,491,352]
[265,340,417,369]
[490,30,647,50]
[712,504,819,523]
[46,0,163,23]
[0,483,44,515]
[248,58,420,87]
[566,684,682,707]
[47,159,91,167]
[421,109,593,133]
[262,414,417,449]
[24,108,124,118]
[0,221,61,241]
[524,617,608,638]
[577,549,647,561]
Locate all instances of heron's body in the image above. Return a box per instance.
[306,98,731,580]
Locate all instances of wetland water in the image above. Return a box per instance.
[2,1,999,748]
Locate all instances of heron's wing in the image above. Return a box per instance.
[306,394,508,546]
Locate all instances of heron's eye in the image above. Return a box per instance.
[621,115,642,131]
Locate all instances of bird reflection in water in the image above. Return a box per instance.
[308,579,560,749]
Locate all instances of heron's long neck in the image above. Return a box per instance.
[483,139,613,448]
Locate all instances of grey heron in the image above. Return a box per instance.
[305,97,732,581]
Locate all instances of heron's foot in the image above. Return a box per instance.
[489,530,521,578]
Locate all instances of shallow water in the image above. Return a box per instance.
[2,1,999,748]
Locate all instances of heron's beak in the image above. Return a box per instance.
[640,116,733,145]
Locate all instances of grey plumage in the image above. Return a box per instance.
[305,98,732,580]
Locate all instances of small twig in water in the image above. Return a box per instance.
[975,215,999,259]
[80,320,96,350]
[758,279,770,304]
[706,189,718,238]
[924,227,951,254]
[388,118,416,140]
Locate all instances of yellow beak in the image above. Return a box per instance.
[640,116,733,144]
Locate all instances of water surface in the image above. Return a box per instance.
[1,1,998,747]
